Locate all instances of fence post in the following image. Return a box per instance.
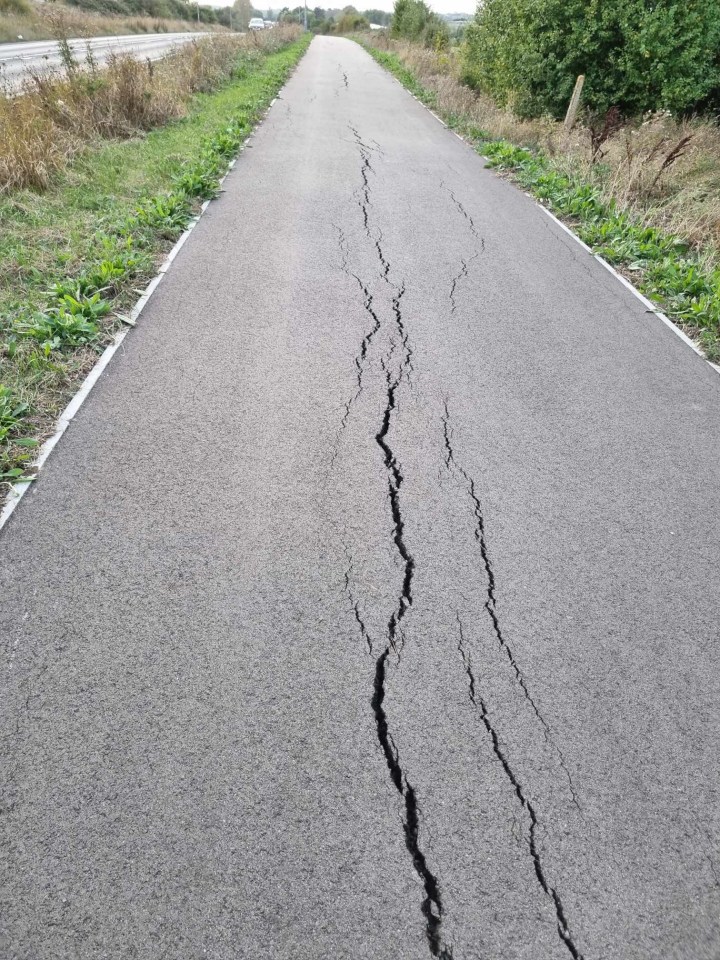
[564,75,585,131]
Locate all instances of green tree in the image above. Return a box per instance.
[278,3,333,30]
[233,0,253,28]
[364,7,391,25]
[391,0,448,47]
[335,6,369,32]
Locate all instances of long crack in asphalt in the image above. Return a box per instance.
[455,614,585,960]
[364,369,453,957]
[442,182,485,315]
[339,128,453,959]
[343,552,373,656]
[449,254,479,316]
[331,130,413,453]
[441,400,582,812]
[333,224,382,440]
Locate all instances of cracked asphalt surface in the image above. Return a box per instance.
[2,36,720,960]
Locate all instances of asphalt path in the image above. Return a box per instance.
[0,32,208,89]
[2,36,720,960]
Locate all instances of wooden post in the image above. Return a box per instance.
[564,74,585,131]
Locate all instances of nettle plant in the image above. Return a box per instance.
[15,292,110,352]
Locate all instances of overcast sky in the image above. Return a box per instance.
[201,0,477,15]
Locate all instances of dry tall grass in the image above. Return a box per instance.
[370,36,720,259]
[0,0,227,43]
[0,28,300,194]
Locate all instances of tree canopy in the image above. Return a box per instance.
[390,0,448,48]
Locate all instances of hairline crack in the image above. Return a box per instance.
[441,399,581,813]
[456,613,584,960]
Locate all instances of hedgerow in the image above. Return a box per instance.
[460,0,720,120]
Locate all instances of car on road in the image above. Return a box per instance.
[248,17,265,29]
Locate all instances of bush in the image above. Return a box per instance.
[461,0,720,119]
[335,9,369,32]
[391,0,448,49]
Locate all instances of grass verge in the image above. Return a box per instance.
[0,30,309,496]
[361,42,720,365]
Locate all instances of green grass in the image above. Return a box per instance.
[361,44,720,366]
[0,34,310,492]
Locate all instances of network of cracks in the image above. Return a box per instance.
[328,118,585,960]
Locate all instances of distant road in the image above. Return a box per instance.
[0,32,209,90]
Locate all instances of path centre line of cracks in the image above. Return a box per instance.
[334,126,454,959]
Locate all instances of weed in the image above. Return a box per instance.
[0,386,28,445]
[133,192,194,234]
[12,289,111,354]
[57,36,78,75]
[49,251,139,298]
